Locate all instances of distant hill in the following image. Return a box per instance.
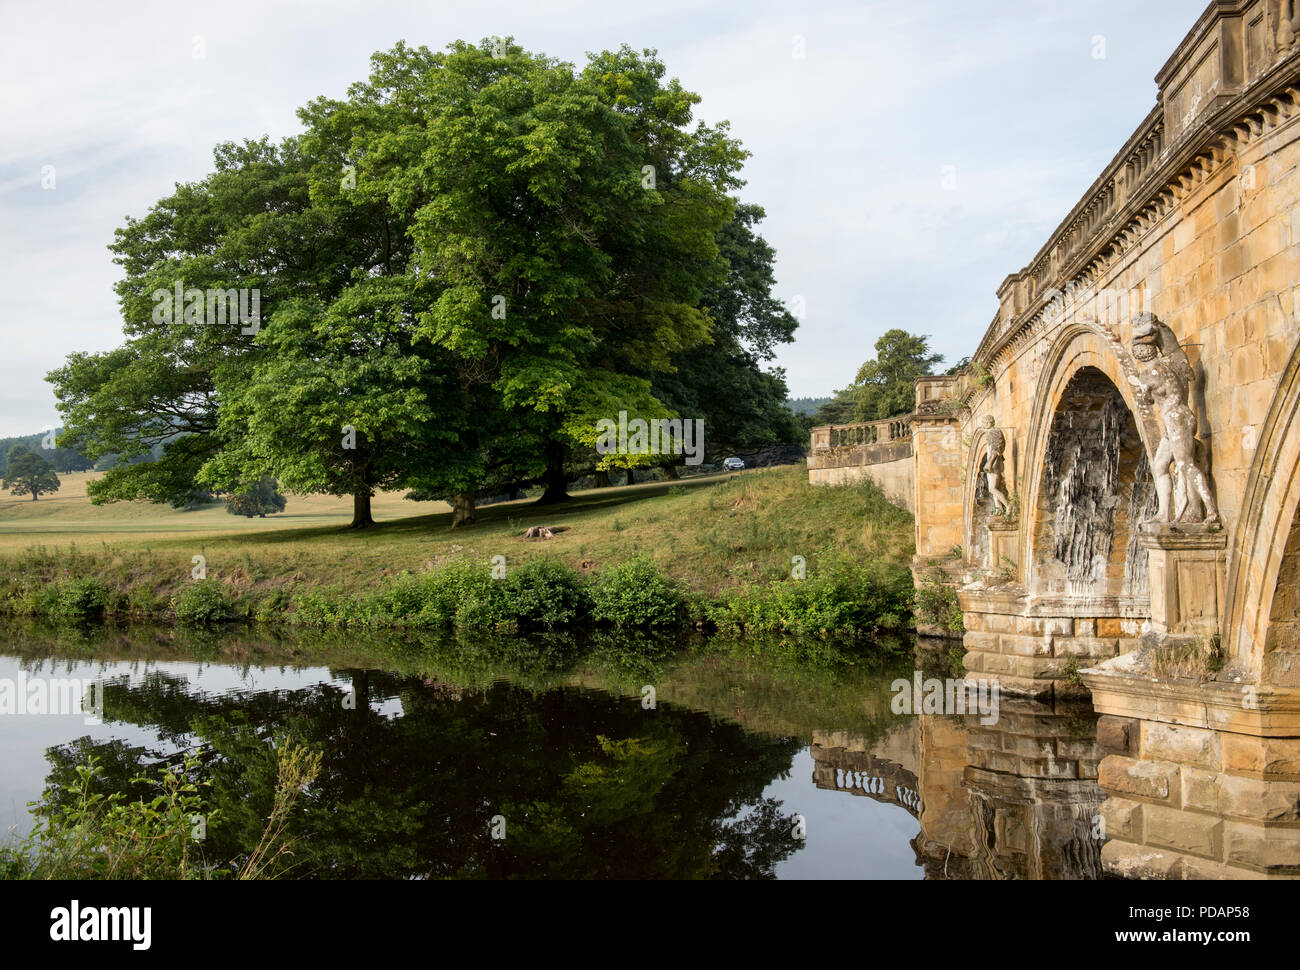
[786,396,832,416]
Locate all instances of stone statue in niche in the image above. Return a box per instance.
[1101,313,1220,528]
[980,415,1011,516]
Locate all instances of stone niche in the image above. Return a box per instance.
[1032,367,1154,605]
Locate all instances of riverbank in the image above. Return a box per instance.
[0,466,918,639]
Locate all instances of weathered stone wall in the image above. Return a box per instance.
[807,419,916,511]
[1097,707,1300,878]
[912,379,965,561]
[807,454,915,511]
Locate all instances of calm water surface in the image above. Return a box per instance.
[0,622,1105,879]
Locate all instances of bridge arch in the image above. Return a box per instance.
[1225,335,1300,681]
[1018,324,1158,610]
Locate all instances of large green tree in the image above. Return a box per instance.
[226,477,287,518]
[48,39,767,527]
[356,40,744,509]
[851,329,944,421]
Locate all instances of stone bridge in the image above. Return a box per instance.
[902,1,1300,878]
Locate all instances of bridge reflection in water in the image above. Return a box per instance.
[811,696,1105,879]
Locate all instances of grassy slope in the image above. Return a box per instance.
[0,465,914,608]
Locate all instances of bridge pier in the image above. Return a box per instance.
[959,588,1143,698]
[1083,668,1300,878]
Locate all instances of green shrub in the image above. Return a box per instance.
[288,586,357,626]
[914,568,964,633]
[126,584,165,616]
[710,557,913,637]
[504,558,591,628]
[0,753,219,880]
[254,588,291,622]
[33,577,115,620]
[444,561,512,630]
[172,579,234,623]
[363,561,512,630]
[590,558,684,628]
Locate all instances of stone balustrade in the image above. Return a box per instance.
[807,417,914,508]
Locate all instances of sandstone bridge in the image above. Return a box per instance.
[811,1,1300,878]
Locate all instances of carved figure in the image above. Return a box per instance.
[980,414,1011,516]
[1101,314,1219,528]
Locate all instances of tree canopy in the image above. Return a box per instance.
[47,38,803,527]
[226,477,287,518]
[851,329,944,421]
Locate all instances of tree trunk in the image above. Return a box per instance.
[452,491,477,528]
[626,468,635,486]
[663,464,680,480]
[537,440,570,505]
[31,492,37,501]
[350,490,375,529]
[593,470,611,489]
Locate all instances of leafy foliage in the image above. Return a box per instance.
[914,568,964,633]
[45,39,796,520]
[708,556,914,636]
[0,753,219,880]
[172,579,235,624]
[225,477,287,517]
[851,329,945,421]
[589,557,687,628]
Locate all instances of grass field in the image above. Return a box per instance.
[0,472,451,549]
[0,464,915,622]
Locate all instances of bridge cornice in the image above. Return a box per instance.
[970,19,1300,377]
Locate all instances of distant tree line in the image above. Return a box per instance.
[0,431,93,477]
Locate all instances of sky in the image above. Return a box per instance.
[0,0,1208,435]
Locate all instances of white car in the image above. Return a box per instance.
[722,457,745,471]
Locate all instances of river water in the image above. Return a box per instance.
[0,621,1107,879]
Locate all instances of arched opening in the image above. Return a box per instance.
[1030,367,1155,601]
